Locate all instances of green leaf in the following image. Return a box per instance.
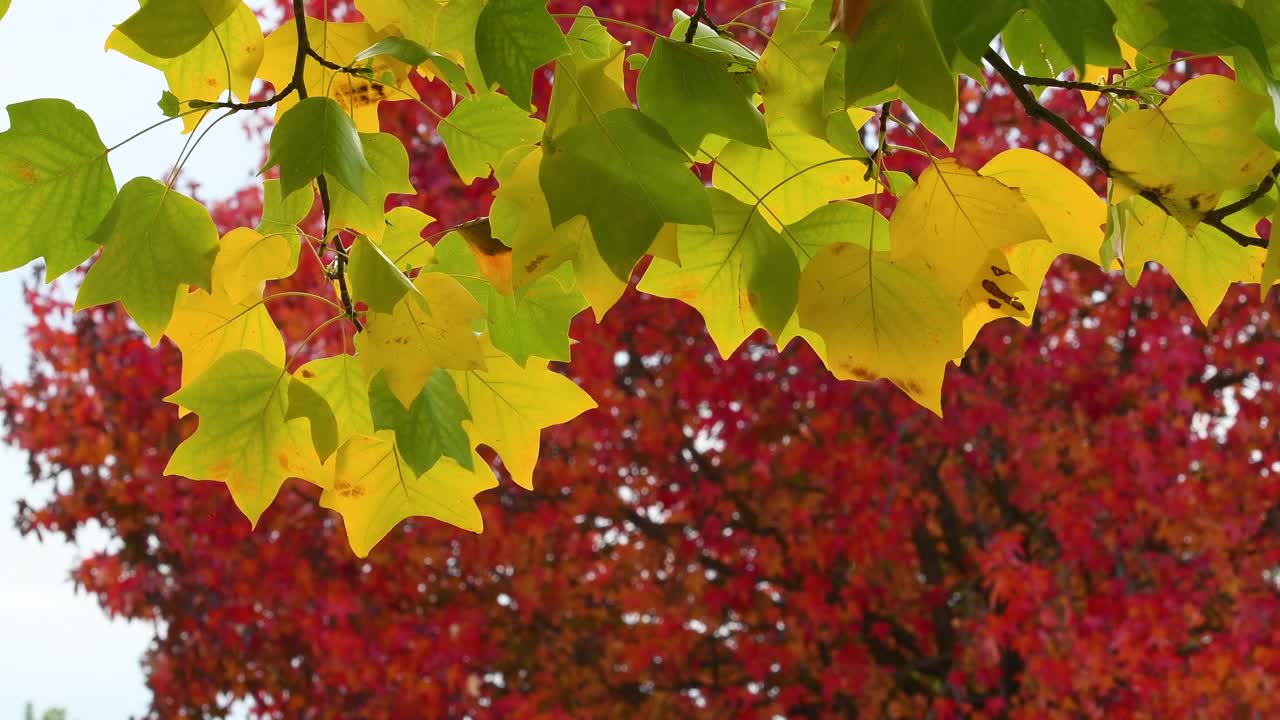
[931,0,1020,69]
[1109,0,1273,77]
[295,353,374,446]
[637,38,769,154]
[116,0,239,58]
[286,377,340,462]
[347,235,426,314]
[545,8,632,141]
[831,0,956,141]
[0,99,116,280]
[756,8,839,139]
[1024,0,1124,73]
[475,0,569,110]
[75,178,219,342]
[263,97,370,198]
[431,231,587,365]
[639,189,800,357]
[0,0,10,23]
[327,132,414,239]
[158,91,181,117]
[540,108,713,279]
[439,94,544,184]
[165,350,326,527]
[369,369,473,475]
[354,37,471,95]
[256,177,313,244]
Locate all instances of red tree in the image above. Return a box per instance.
[9,2,1280,718]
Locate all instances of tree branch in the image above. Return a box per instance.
[983,49,1269,249]
[684,0,719,43]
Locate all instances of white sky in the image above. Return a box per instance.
[0,1,263,717]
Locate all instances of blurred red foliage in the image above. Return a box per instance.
[7,2,1280,718]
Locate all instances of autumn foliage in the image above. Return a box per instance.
[8,0,1280,718]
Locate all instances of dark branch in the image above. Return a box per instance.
[684,0,719,43]
[288,1,363,331]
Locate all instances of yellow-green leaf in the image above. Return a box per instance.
[1118,197,1261,324]
[319,432,495,557]
[450,337,596,490]
[347,234,425,314]
[327,133,415,239]
[639,189,799,357]
[712,120,875,227]
[167,288,286,415]
[107,2,264,133]
[1102,75,1272,218]
[0,99,116,280]
[295,353,374,445]
[165,350,326,526]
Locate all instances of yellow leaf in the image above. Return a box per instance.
[375,206,437,270]
[165,350,325,526]
[1119,197,1262,324]
[296,353,374,445]
[167,288,286,416]
[1101,75,1271,220]
[799,242,962,416]
[756,8,838,139]
[889,157,1047,298]
[712,120,876,227]
[107,2,264,133]
[980,149,1105,262]
[259,18,418,132]
[319,432,496,557]
[957,250,1031,353]
[977,148,1106,319]
[356,271,487,406]
[211,227,299,303]
[1078,64,1110,111]
[450,337,596,490]
[354,0,442,47]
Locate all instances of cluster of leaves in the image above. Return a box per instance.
[4,0,1280,559]
[12,0,1280,717]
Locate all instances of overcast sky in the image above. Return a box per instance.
[0,1,263,717]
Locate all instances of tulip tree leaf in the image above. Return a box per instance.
[165,350,327,527]
[475,0,568,110]
[540,108,713,279]
[75,178,220,342]
[264,97,371,198]
[369,369,474,475]
[0,99,116,280]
